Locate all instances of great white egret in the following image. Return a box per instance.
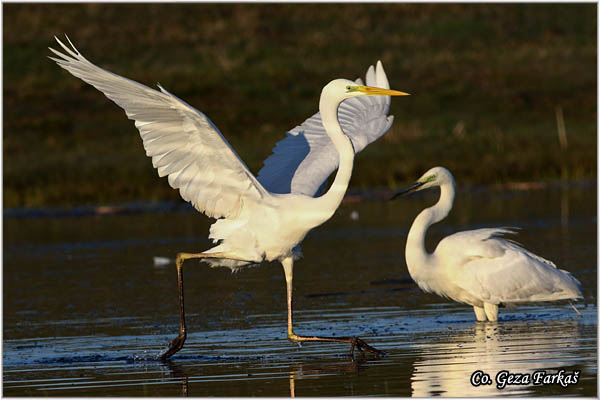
[49,36,409,359]
[393,166,583,321]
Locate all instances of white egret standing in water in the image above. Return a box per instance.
[393,166,583,321]
[49,36,409,359]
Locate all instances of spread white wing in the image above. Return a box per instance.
[257,61,395,197]
[49,36,267,219]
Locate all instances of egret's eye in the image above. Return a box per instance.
[420,174,437,185]
[346,85,352,90]
[426,174,437,183]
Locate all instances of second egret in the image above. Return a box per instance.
[393,166,583,321]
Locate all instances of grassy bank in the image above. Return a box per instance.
[3,3,596,207]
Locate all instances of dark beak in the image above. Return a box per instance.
[390,181,425,200]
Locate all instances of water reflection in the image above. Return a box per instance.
[287,356,376,397]
[3,184,596,396]
[411,319,585,396]
[161,361,189,397]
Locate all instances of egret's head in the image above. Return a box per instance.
[391,167,454,199]
[324,79,410,101]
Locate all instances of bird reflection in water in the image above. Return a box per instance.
[410,319,584,397]
[288,357,373,397]
[160,360,189,397]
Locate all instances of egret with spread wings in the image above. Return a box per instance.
[49,36,408,359]
[393,166,583,321]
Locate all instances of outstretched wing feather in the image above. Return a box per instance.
[50,36,266,219]
[257,61,395,196]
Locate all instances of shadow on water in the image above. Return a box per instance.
[3,184,597,396]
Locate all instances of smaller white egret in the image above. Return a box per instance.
[393,166,583,321]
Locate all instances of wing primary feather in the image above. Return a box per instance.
[257,61,396,196]
[50,36,268,219]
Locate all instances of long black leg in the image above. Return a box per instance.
[158,251,248,360]
[159,254,187,360]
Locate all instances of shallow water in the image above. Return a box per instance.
[3,183,597,396]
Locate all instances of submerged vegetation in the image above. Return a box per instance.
[3,3,596,207]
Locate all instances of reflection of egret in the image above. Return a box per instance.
[49,36,409,359]
[411,319,584,396]
[161,360,189,396]
[393,167,583,321]
[289,360,367,397]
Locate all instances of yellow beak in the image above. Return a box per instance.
[357,85,410,96]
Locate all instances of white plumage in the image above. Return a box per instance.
[49,37,397,270]
[49,36,409,358]
[50,39,266,223]
[395,166,583,321]
[258,61,394,197]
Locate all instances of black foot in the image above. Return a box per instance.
[350,337,385,356]
[159,333,186,360]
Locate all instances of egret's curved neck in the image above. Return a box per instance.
[405,181,455,280]
[315,95,355,217]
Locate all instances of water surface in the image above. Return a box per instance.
[4,183,597,396]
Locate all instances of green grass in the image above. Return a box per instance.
[3,3,596,207]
